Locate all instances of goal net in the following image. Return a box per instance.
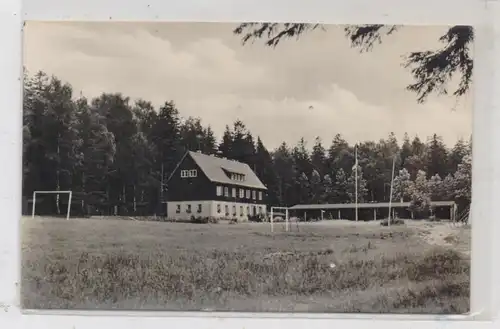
[270,206,291,233]
[31,191,72,220]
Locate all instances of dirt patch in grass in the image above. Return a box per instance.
[405,221,471,257]
[21,217,470,313]
[444,234,459,244]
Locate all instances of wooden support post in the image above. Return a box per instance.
[338,210,341,219]
[285,208,289,231]
[373,208,377,221]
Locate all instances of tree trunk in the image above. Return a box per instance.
[133,185,137,213]
[56,138,61,215]
[160,163,164,200]
[122,185,126,215]
[106,187,110,215]
[157,162,164,215]
[81,171,86,215]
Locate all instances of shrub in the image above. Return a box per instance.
[248,214,265,222]
[190,216,219,224]
[380,218,405,226]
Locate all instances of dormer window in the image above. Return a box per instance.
[233,173,245,181]
[222,168,245,182]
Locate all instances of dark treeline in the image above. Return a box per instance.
[23,72,472,217]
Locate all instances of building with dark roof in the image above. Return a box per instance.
[165,151,268,221]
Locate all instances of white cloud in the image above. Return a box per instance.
[24,22,472,150]
[180,83,471,150]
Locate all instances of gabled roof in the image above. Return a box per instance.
[182,151,267,190]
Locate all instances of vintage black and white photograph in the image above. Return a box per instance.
[21,22,472,313]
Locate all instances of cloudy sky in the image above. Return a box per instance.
[24,22,472,150]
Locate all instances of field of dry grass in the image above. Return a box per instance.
[21,217,471,314]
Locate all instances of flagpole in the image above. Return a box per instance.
[355,144,358,222]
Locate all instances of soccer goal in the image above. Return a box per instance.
[270,206,290,233]
[31,190,72,220]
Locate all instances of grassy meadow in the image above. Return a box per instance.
[21,217,471,313]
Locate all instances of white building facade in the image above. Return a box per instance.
[166,200,267,221]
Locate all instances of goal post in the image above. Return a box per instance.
[270,206,290,232]
[31,190,72,220]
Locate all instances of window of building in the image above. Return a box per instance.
[217,204,221,213]
[216,186,223,196]
[176,204,181,213]
[258,191,263,200]
[240,206,244,216]
[246,206,250,215]
[246,190,250,199]
[252,190,256,200]
[181,169,198,178]
[197,204,202,213]
[229,172,245,181]
[232,205,236,216]
[232,188,237,198]
[186,204,192,214]
[224,187,229,197]
[259,206,263,214]
[239,188,244,198]
[225,205,229,216]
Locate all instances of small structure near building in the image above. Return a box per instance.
[287,201,457,222]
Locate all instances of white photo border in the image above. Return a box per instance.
[1,0,498,328]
